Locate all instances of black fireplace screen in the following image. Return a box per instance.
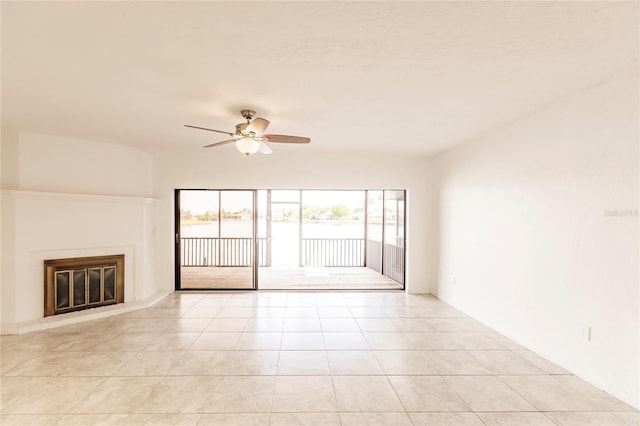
[45,255,124,316]
[54,266,117,311]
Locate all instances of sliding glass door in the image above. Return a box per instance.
[175,188,405,290]
[366,190,384,273]
[383,190,405,286]
[364,190,406,288]
[175,189,256,290]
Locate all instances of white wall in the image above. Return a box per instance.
[431,65,639,408]
[1,131,160,331]
[0,129,436,330]
[152,148,435,294]
[18,132,152,197]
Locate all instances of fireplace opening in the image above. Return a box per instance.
[44,254,124,317]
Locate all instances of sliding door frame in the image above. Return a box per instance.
[175,188,406,291]
[381,189,406,288]
[174,188,258,291]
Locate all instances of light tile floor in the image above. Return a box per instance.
[1,291,638,426]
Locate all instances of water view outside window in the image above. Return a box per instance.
[257,190,366,266]
[177,189,405,289]
[301,190,365,239]
[179,190,219,238]
[181,190,367,241]
[179,189,254,289]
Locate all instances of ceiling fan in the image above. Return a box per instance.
[185,109,311,155]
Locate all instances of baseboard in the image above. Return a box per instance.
[0,291,171,335]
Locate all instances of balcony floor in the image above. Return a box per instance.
[180,266,403,290]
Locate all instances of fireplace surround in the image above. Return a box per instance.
[44,254,125,316]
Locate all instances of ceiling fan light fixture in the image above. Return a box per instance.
[235,138,261,155]
[186,109,310,155]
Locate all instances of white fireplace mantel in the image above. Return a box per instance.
[1,189,163,333]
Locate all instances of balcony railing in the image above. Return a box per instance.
[302,238,364,267]
[383,243,404,285]
[181,237,267,267]
[181,237,365,267]
[180,237,403,284]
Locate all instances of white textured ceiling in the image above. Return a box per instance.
[2,1,638,155]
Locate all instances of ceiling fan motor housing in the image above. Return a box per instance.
[235,122,249,135]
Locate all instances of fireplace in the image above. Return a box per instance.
[44,254,124,317]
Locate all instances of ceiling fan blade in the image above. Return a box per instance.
[246,117,270,135]
[259,141,273,154]
[185,124,234,137]
[264,134,311,144]
[203,139,236,148]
